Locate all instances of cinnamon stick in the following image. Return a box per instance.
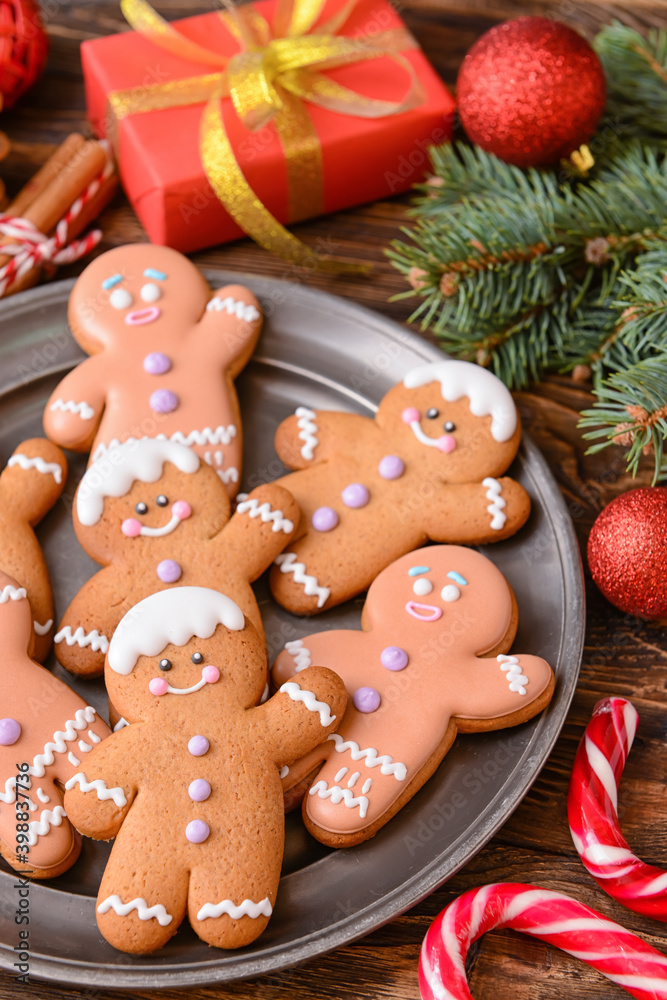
[6,133,86,218]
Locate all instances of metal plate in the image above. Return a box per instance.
[0,273,585,988]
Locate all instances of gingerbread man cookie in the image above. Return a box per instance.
[269,360,531,614]
[54,437,300,678]
[0,572,110,878]
[0,438,67,661]
[43,243,262,494]
[63,586,347,953]
[272,545,555,846]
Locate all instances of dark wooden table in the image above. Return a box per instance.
[2,1,667,997]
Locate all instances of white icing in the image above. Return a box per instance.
[29,706,97,777]
[206,296,261,322]
[54,626,109,654]
[203,451,239,484]
[68,752,81,767]
[347,772,360,788]
[408,419,443,449]
[197,897,272,921]
[138,513,182,537]
[279,765,289,779]
[49,398,95,420]
[109,287,133,310]
[284,639,312,672]
[236,497,294,534]
[36,787,50,804]
[77,438,200,527]
[295,406,318,460]
[328,734,407,781]
[108,587,244,674]
[274,553,330,608]
[334,767,348,782]
[7,454,63,484]
[91,427,237,464]
[216,467,239,484]
[0,776,16,804]
[78,740,92,753]
[164,677,207,695]
[65,772,127,808]
[403,360,517,443]
[88,730,102,743]
[97,894,173,926]
[27,806,66,845]
[33,619,53,636]
[362,778,372,794]
[309,779,369,818]
[497,654,529,696]
[113,717,129,732]
[279,681,336,726]
[260,683,269,704]
[482,477,507,530]
[0,585,27,603]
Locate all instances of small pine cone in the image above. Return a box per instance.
[439,272,459,297]
[408,267,429,290]
[584,237,610,265]
[571,364,592,383]
[426,175,444,187]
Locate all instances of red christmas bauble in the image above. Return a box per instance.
[0,0,49,109]
[457,17,607,168]
[588,487,667,620]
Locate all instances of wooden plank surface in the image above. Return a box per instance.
[2,2,667,998]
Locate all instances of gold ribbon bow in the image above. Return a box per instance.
[110,0,424,271]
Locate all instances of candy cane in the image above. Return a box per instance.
[419,882,667,1000]
[568,696,667,920]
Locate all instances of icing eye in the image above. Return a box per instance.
[426,407,439,420]
[441,584,461,602]
[140,282,162,303]
[412,578,433,596]
[444,421,456,433]
[156,495,169,507]
[135,501,148,515]
[109,287,133,310]
[192,652,203,664]
[158,658,172,671]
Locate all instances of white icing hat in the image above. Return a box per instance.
[403,360,517,443]
[107,587,245,674]
[77,438,200,527]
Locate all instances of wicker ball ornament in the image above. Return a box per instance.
[588,488,667,620]
[0,0,48,109]
[457,17,607,168]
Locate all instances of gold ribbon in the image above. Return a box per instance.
[110,0,424,271]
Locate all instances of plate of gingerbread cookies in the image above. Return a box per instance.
[0,260,584,987]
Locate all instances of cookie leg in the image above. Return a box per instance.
[1,776,80,879]
[96,856,188,954]
[54,599,116,678]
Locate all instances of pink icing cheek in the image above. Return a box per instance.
[149,677,169,696]
[402,407,420,425]
[202,665,220,684]
[172,500,192,520]
[437,435,457,454]
[121,518,142,537]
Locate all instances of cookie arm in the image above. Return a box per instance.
[254,666,347,765]
[43,359,106,451]
[451,653,555,733]
[274,411,369,471]
[54,571,129,678]
[199,284,262,374]
[222,484,301,580]
[63,728,139,841]
[424,478,531,544]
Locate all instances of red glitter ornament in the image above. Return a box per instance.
[457,17,607,168]
[588,488,667,620]
[0,0,48,110]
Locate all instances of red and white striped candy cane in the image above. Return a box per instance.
[419,882,667,1000]
[568,696,667,920]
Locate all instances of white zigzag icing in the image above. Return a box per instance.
[482,477,507,530]
[7,454,63,484]
[33,619,53,636]
[36,787,50,803]
[236,497,294,534]
[65,773,127,808]
[27,806,66,845]
[327,734,407,781]
[274,553,330,608]
[309,779,369,818]
[284,639,311,672]
[279,681,335,726]
[197,897,272,921]
[497,654,529,695]
[97,894,173,926]
[29,706,97,777]
[295,406,318,461]
[54,626,109,653]
[49,399,94,420]
[206,296,260,322]
[92,426,237,463]
[0,776,16,804]
[0,585,27,603]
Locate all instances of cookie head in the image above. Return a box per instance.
[68,244,210,353]
[75,439,230,562]
[378,360,521,482]
[105,586,266,721]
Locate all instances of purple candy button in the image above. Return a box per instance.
[0,718,21,746]
[185,819,210,844]
[379,455,405,480]
[143,352,172,375]
[188,779,211,802]
[157,559,182,583]
[353,687,381,713]
[312,506,338,532]
[149,388,179,413]
[380,646,409,671]
[188,735,209,757]
[341,483,369,509]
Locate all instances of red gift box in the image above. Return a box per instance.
[82,0,455,254]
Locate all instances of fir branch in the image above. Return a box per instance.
[595,24,667,140]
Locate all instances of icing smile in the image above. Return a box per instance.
[402,408,456,454]
[149,664,220,696]
[125,306,161,326]
[122,501,191,538]
[405,601,443,622]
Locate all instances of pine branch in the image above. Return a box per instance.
[595,23,667,140]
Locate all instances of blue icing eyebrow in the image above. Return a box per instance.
[102,274,123,290]
[408,566,431,577]
[144,268,167,280]
[447,571,468,586]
